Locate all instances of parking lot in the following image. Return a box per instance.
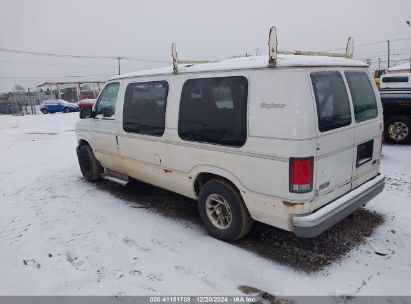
[0,112,410,296]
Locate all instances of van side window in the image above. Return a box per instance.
[123,81,169,136]
[311,71,351,132]
[95,82,119,118]
[178,76,248,147]
[345,71,378,123]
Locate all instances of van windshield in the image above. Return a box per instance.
[345,71,378,123]
[311,71,352,132]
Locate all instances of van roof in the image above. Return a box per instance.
[111,54,367,81]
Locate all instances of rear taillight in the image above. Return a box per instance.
[289,157,314,193]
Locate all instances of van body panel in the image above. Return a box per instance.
[88,81,124,173]
[348,70,383,189]
[309,68,383,209]
[309,68,356,202]
[351,119,383,183]
[248,70,316,140]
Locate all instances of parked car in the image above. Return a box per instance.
[40,99,79,114]
[75,29,384,241]
[372,69,385,90]
[77,99,96,109]
[380,73,411,92]
[380,91,411,144]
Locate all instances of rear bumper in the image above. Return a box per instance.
[292,175,385,238]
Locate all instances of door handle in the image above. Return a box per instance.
[154,154,161,166]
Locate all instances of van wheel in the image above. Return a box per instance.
[63,107,71,113]
[78,145,103,182]
[384,116,411,144]
[41,108,48,114]
[198,179,253,241]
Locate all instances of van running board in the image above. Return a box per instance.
[102,170,129,186]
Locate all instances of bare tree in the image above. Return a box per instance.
[13,84,25,93]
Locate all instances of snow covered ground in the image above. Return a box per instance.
[0,113,410,296]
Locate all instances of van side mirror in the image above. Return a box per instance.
[79,107,92,119]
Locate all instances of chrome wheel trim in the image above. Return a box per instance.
[388,122,409,141]
[205,194,232,230]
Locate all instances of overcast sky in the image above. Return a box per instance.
[0,0,410,92]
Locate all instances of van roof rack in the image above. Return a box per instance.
[171,26,355,72]
[268,26,354,66]
[172,43,216,73]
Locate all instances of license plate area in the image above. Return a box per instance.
[356,140,373,167]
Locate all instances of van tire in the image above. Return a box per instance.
[384,115,411,144]
[78,145,103,182]
[198,179,253,241]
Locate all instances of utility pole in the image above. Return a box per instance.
[28,88,32,114]
[378,57,381,70]
[407,20,411,72]
[387,40,390,68]
[117,57,124,75]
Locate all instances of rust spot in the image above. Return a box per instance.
[282,201,304,207]
[163,169,173,174]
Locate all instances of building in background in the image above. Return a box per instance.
[37,81,106,103]
[387,61,411,74]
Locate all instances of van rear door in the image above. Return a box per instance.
[344,71,382,189]
[310,71,354,204]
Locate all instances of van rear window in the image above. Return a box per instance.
[345,71,378,123]
[311,71,352,132]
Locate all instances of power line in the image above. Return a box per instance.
[357,47,411,56]
[0,58,118,68]
[0,47,114,59]
[0,74,114,79]
[0,58,153,69]
[323,37,411,52]
[355,52,411,60]
[0,47,169,64]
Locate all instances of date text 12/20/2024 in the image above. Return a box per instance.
[149,296,257,303]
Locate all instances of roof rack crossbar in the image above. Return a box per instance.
[179,59,216,64]
[278,50,347,57]
[267,26,354,66]
[171,43,217,73]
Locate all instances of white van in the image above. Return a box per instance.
[75,28,384,241]
[380,73,411,91]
